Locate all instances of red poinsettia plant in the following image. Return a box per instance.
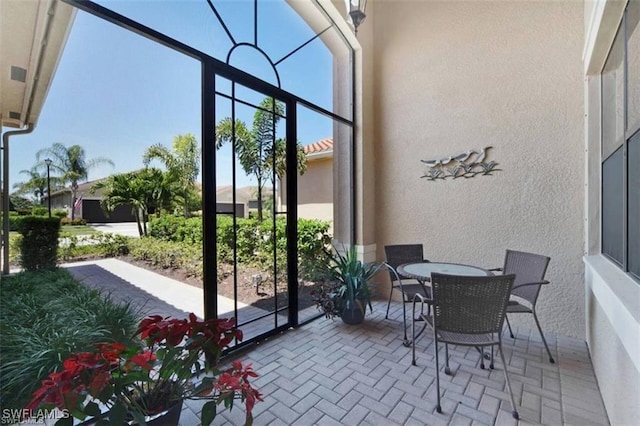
[25,313,262,425]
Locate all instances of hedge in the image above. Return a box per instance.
[147,214,332,280]
[17,216,60,271]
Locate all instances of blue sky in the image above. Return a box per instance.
[10,0,335,195]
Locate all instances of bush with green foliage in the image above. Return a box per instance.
[17,216,60,270]
[148,214,202,243]
[297,219,332,280]
[61,217,87,226]
[59,233,131,261]
[30,206,48,216]
[1,211,25,231]
[8,234,22,263]
[146,214,331,281]
[128,237,203,278]
[0,269,140,412]
[53,209,68,220]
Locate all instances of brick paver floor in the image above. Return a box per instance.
[184,302,609,425]
[63,259,608,425]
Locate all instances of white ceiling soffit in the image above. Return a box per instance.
[0,0,76,129]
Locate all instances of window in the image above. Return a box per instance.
[601,1,640,281]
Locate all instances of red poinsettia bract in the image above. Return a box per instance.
[26,314,261,426]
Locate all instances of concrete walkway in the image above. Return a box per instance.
[62,258,255,319]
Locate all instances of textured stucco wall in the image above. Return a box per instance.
[298,156,334,223]
[370,1,585,338]
[280,157,333,224]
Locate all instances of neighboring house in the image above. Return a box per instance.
[279,138,333,224]
[46,178,135,223]
[215,185,271,218]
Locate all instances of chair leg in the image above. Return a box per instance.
[434,338,442,413]
[444,344,451,375]
[498,342,519,420]
[533,310,555,363]
[402,298,409,344]
[411,309,417,366]
[385,286,394,319]
[505,314,515,339]
[490,345,494,369]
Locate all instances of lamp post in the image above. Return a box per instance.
[347,0,367,35]
[44,158,52,218]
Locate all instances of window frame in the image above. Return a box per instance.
[601,5,640,283]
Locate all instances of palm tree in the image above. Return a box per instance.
[36,143,114,220]
[92,169,164,236]
[215,97,306,221]
[12,167,48,204]
[143,134,200,218]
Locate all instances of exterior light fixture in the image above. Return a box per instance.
[347,0,367,35]
[44,158,52,218]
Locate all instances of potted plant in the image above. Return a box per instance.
[24,313,262,426]
[313,246,380,324]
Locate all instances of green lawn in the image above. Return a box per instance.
[9,225,99,237]
[60,224,100,236]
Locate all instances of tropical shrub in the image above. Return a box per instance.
[30,206,48,216]
[60,217,87,226]
[128,238,203,279]
[2,211,25,231]
[146,214,331,280]
[0,269,140,413]
[148,215,202,243]
[53,209,68,220]
[59,233,131,261]
[297,219,332,280]
[17,216,60,270]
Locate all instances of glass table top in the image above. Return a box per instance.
[398,262,491,280]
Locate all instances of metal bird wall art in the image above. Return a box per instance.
[421,146,501,180]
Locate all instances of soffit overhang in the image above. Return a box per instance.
[1,0,75,129]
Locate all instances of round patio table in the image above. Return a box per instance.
[397,262,492,347]
[398,262,492,284]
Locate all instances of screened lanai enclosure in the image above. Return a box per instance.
[61,0,358,347]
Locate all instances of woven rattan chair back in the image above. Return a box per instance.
[431,272,515,336]
[502,249,550,305]
[384,244,425,281]
[383,244,427,344]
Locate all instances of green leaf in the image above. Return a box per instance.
[107,402,127,425]
[201,400,217,426]
[55,416,74,426]
[84,401,101,417]
[130,411,147,426]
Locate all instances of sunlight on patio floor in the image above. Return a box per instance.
[184,301,609,426]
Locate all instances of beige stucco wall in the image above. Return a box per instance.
[297,156,334,223]
[281,155,334,224]
[369,0,585,338]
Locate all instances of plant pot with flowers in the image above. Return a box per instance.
[312,246,381,325]
[24,313,262,426]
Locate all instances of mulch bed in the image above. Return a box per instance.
[121,256,323,313]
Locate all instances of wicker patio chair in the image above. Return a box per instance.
[492,249,554,363]
[384,244,430,344]
[411,273,519,419]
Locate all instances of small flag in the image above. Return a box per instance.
[73,195,83,211]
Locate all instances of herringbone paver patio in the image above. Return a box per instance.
[184,302,609,426]
[65,259,607,425]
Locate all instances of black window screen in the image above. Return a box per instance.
[602,147,624,265]
[628,132,640,278]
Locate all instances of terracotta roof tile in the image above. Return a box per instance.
[304,138,333,155]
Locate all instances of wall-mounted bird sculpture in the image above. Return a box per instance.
[421,146,499,180]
